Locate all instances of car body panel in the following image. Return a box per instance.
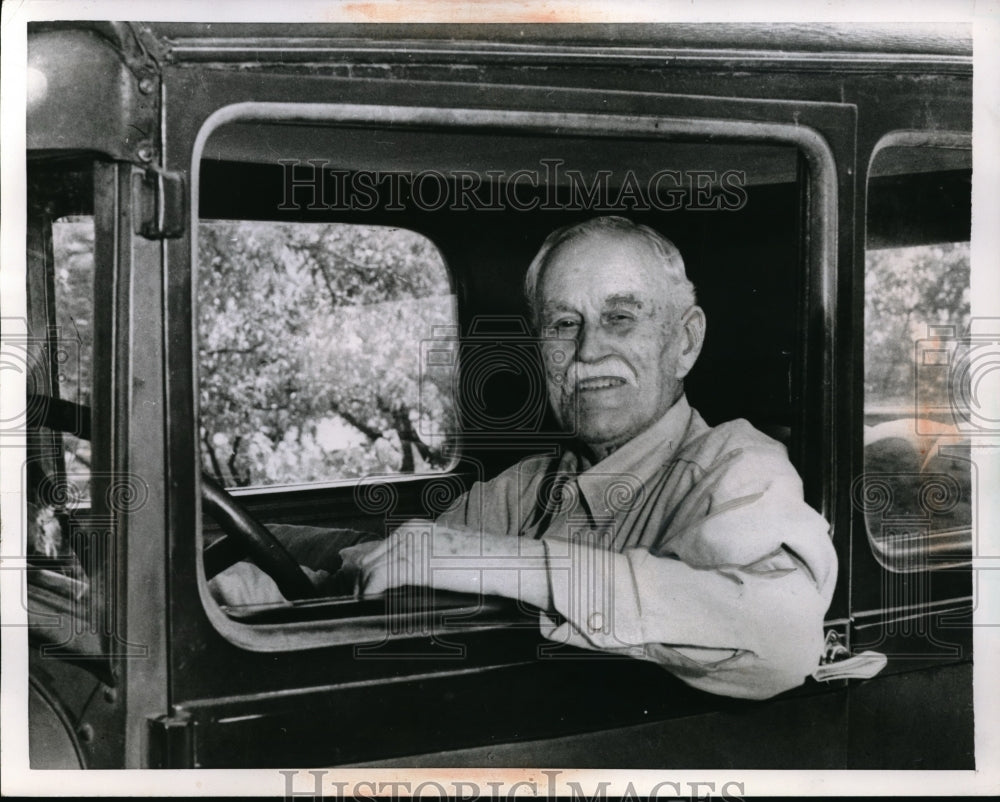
[24,22,974,770]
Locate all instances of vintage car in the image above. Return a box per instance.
[21,20,975,768]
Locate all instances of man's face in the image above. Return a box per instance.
[538,231,695,453]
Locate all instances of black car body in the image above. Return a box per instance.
[21,21,975,769]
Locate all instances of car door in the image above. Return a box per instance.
[848,130,974,768]
[142,30,860,768]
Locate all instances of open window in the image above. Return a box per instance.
[197,220,457,489]
[191,100,841,649]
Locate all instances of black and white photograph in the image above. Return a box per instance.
[2,0,998,796]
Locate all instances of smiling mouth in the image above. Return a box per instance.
[576,377,628,391]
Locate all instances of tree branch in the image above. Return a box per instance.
[330,403,383,442]
[228,435,250,487]
[389,405,436,473]
[312,260,340,306]
[201,430,227,486]
[205,346,261,356]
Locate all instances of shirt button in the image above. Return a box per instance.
[588,612,604,632]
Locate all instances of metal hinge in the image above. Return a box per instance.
[133,167,186,240]
[147,711,195,768]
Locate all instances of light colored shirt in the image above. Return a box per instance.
[434,395,837,700]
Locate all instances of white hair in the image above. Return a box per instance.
[523,216,696,325]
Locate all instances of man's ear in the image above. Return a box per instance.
[675,305,706,379]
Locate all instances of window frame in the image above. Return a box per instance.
[851,130,974,633]
[25,164,97,509]
[187,100,842,652]
[24,159,131,690]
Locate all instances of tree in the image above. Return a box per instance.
[52,217,94,408]
[864,241,970,412]
[861,241,972,548]
[197,221,457,487]
[52,218,95,499]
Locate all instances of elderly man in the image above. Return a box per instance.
[213,215,837,700]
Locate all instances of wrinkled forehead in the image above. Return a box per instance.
[540,231,674,307]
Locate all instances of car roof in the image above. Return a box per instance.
[144,22,972,54]
[30,21,972,59]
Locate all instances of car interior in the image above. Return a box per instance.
[25,121,973,647]
[192,118,807,625]
[19,20,976,772]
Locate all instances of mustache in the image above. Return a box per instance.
[563,358,638,387]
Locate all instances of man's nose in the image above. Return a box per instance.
[576,321,611,363]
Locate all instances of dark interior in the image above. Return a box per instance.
[28,147,972,619]
[200,133,804,483]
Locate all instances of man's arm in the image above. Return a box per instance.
[344,523,550,607]
[536,443,837,699]
[355,445,836,700]
[353,522,832,700]
[537,538,834,700]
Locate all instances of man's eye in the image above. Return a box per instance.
[605,312,635,325]
[548,319,579,333]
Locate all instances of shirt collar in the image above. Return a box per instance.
[563,395,693,519]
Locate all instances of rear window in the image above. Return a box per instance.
[860,143,973,573]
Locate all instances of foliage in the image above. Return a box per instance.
[197,221,457,487]
[50,220,971,491]
[52,218,95,408]
[52,218,95,497]
[864,241,970,412]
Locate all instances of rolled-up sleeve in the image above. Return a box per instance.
[538,444,837,700]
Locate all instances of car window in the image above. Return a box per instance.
[197,221,457,488]
[194,105,831,649]
[25,160,95,602]
[51,216,94,506]
[861,142,972,572]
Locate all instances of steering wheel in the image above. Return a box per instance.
[27,395,317,600]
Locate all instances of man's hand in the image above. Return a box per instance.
[341,522,551,609]
[208,525,554,611]
[208,561,331,606]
